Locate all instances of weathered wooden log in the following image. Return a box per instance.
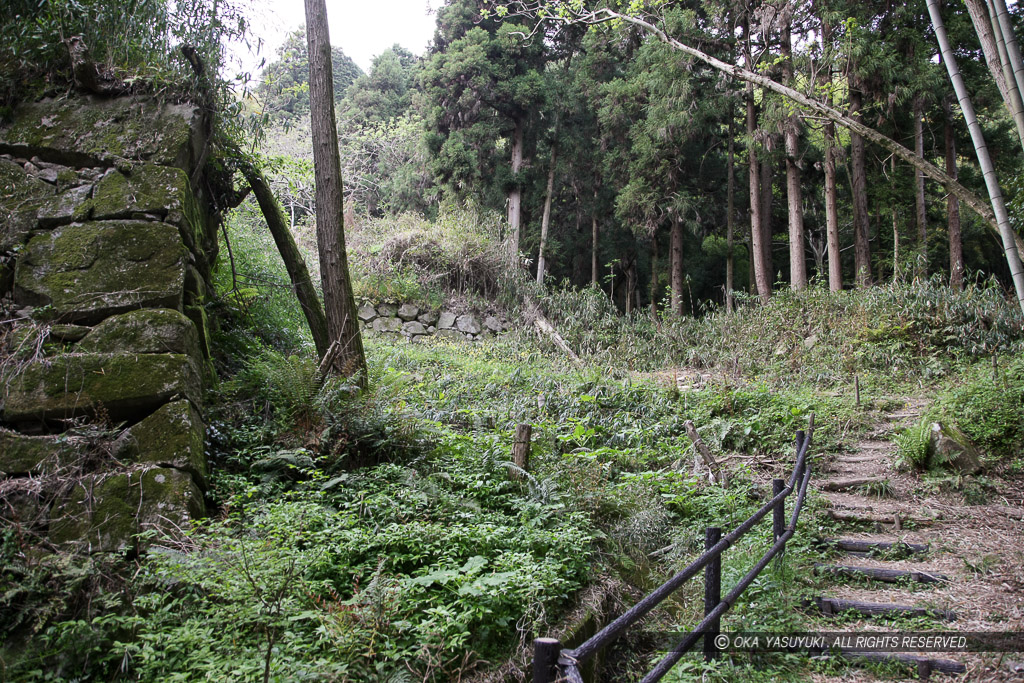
[511,423,532,481]
[822,477,887,492]
[827,509,934,527]
[991,505,1024,521]
[683,420,726,486]
[814,563,950,584]
[809,596,956,621]
[824,538,930,556]
[839,651,966,676]
[533,315,583,366]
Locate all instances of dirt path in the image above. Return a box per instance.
[811,397,1024,681]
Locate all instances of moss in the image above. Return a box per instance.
[49,473,138,552]
[2,352,202,423]
[124,400,208,489]
[0,158,53,207]
[90,166,199,243]
[139,467,205,527]
[184,304,212,360]
[77,308,200,358]
[0,429,87,475]
[0,97,202,170]
[13,220,186,323]
[35,184,94,228]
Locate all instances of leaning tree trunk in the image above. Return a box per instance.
[744,11,771,301]
[964,0,1024,149]
[304,0,367,383]
[944,97,964,291]
[928,0,1024,313]
[849,82,873,287]
[243,163,330,358]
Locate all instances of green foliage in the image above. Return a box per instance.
[894,419,933,471]
[935,354,1024,460]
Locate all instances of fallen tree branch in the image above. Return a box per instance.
[684,419,726,486]
[533,314,584,366]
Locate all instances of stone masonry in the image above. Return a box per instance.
[0,95,216,554]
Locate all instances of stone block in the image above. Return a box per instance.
[417,311,439,326]
[183,304,213,360]
[13,220,186,324]
[121,400,207,490]
[484,316,503,333]
[377,303,397,318]
[36,184,93,228]
[397,303,419,321]
[77,308,200,358]
[50,467,204,553]
[0,429,89,475]
[0,97,204,171]
[90,165,200,245]
[357,303,377,322]
[372,317,402,333]
[456,314,481,335]
[436,328,465,341]
[438,311,456,329]
[2,352,202,424]
[930,422,983,474]
[402,321,426,336]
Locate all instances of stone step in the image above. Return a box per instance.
[814,563,950,584]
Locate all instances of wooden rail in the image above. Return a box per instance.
[533,418,815,683]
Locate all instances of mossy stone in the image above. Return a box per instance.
[0,97,203,171]
[184,304,213,360]
[0,429,88,475]
[49,473,139,552]
[34,184,94,228]
[13,220,186,324]
[49,467,204,553]
[91,165,200,242]
[930,422,984,474]
[77,308,200,358]
[122,400,207,490]
[49,324,90,343]
[1,158,52,249]
[2,352,202,423]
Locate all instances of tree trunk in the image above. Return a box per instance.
[928,0,1024,313]
[963,0,1024,149]
[944,98,964,291]
[670,216,684,315]
[744,11,771,302]
[591,188,599,286]
[891,156,901,280]
[508,118,525,257]
[822,43,842,290]
[914,95,928,273]
[304,0,367,383]
[536,120,559,284]
[594,8,1021,255]
[650,235,659,315]
[782,20,806,290]
[760,156,774,284]
[849,82,872,287]
[726,109,736,312]
[243,163,330,358]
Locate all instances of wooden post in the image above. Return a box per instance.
[704,527,722,662]
[533,637,561,683]
[772,479,786,543]
[512,424,532,480]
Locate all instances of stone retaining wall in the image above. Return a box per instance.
[0,95,215,554]
[358,300,510,342]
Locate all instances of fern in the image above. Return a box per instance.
[894,420,932,471]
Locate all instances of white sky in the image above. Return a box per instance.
[228,0,439,80]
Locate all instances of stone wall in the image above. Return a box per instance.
[358,300,509,342]
[0,95,215,553]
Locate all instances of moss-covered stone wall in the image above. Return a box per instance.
[0,94,215,554]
